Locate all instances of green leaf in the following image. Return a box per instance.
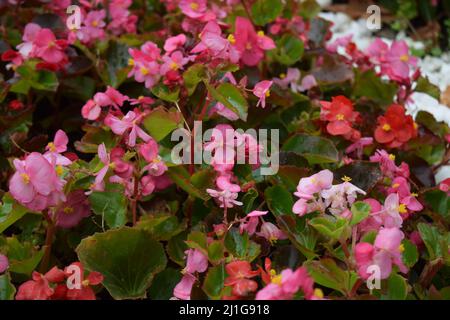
[202,264,226,299]
[402,239,419,268]
[136,214,186,241]
[275,34,304,66]
[142,106,182,142]
[350,201,371,226]
[166,166,210,201]
[76,227,167,299]
[305,258,357,295]
[416,76,440,100]
[224,228,261,262]
[102,40,130,88]
[0,194,29,233]
[6,237,45,276]
[206,82,248,121]
[424,190,450,220]
[148,267,182,300]
[186,231,208,254]
[167,231,188,266]
[309,216,349,240]
[264,185,294,217]
[208,240,225,264]
[417,223,443,260]
[251,0,283,26]
[385,273,408,300]
[242,188,259,213]
[183,64,206,96]
[151,83,180,102]
[353,70,397,105]
[89,191,127,229]
[0,273,16,300]
[282,134,338,164]
[276,215,317,259]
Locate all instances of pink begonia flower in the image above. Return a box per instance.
[233,17,275,66]
[239,210,268,235]
[164,34,186,53]
[273,68,317,93]
[321,179,366,215]
[388,177,423,213]
[373,228,408,278]
[345,137,373,158]
[44,130,72,166]
[106,111,151,147]
[129,96,155,107]
[367,39,417,81]
[173,273,196,300]
[128,41,161,89]
[370,149,410,179]
[204,124,238,165]
[0,254,8,274]
[139,140,168,176]
[90,143,112,192]
[253,80,272,108]
[358,198,383,233]
[16,23,41,59]
[257,222,287,243]
[76,10,106,44]
[439,178,450,196]
[184,249,208,274]
[191,21,240,63]
[381,193,404,228]
[209,102,239,120]
[32,28,67,64]
[15,267,65,300]
[160,50,190,75]
[108,0,137,35]
[81,87,128,120]
[294,169,333,200]
[356,228,407,280]
[206,188,242,208]
[9,152,64,211]
[256,267,315,300]
[178,0,207,18]
[55,190,91,228]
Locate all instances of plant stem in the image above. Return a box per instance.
[240,0,256,27]
[131,173,139,226]
[40,211,55,273]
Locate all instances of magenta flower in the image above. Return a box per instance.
[257,222,287,244]
[106,111,151,147]
[184,249,208,274]
[255,267,315,300]
[173,273,196,300]
[32,28,67,64]
[253,80,272,108]
[388,177,423,214]
[239,210,268,235]
[128,42,161,89]
[0,254,8,274]
[9,152,64,211]
[43,130,72,166]
[164,34,186,53]
[160,50,189,75]
[178,0,207,18]
[233,17,275,66]
[55,190,91,228]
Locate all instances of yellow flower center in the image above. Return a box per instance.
[398,204,407,214]
[246,43,252,50]
[109,162,116,169]
[392,183,400,189]
[398,244,405,253]
[382,124,391,131]
[56,165,64,176]
[257,31,265,37]
[190,2,199,10]
[47,142,57,152]
[411,192,418,197]
[341,175,352,182]
[21,173,30,184]
[413,122,418,129]
[82,279,90,287]
[389,154,396,161]
[279,73,286,79]
[271,274,282,285]
[314,288,324,299]
[91,20,98,27]
[170,62,179,70]
[265,90,270,97]
[128,58,134,66]
[63,206,74,214]
[400,54,409,62]
[227,34,236,44]
[140,67,149,75]
[336,114,345,121]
